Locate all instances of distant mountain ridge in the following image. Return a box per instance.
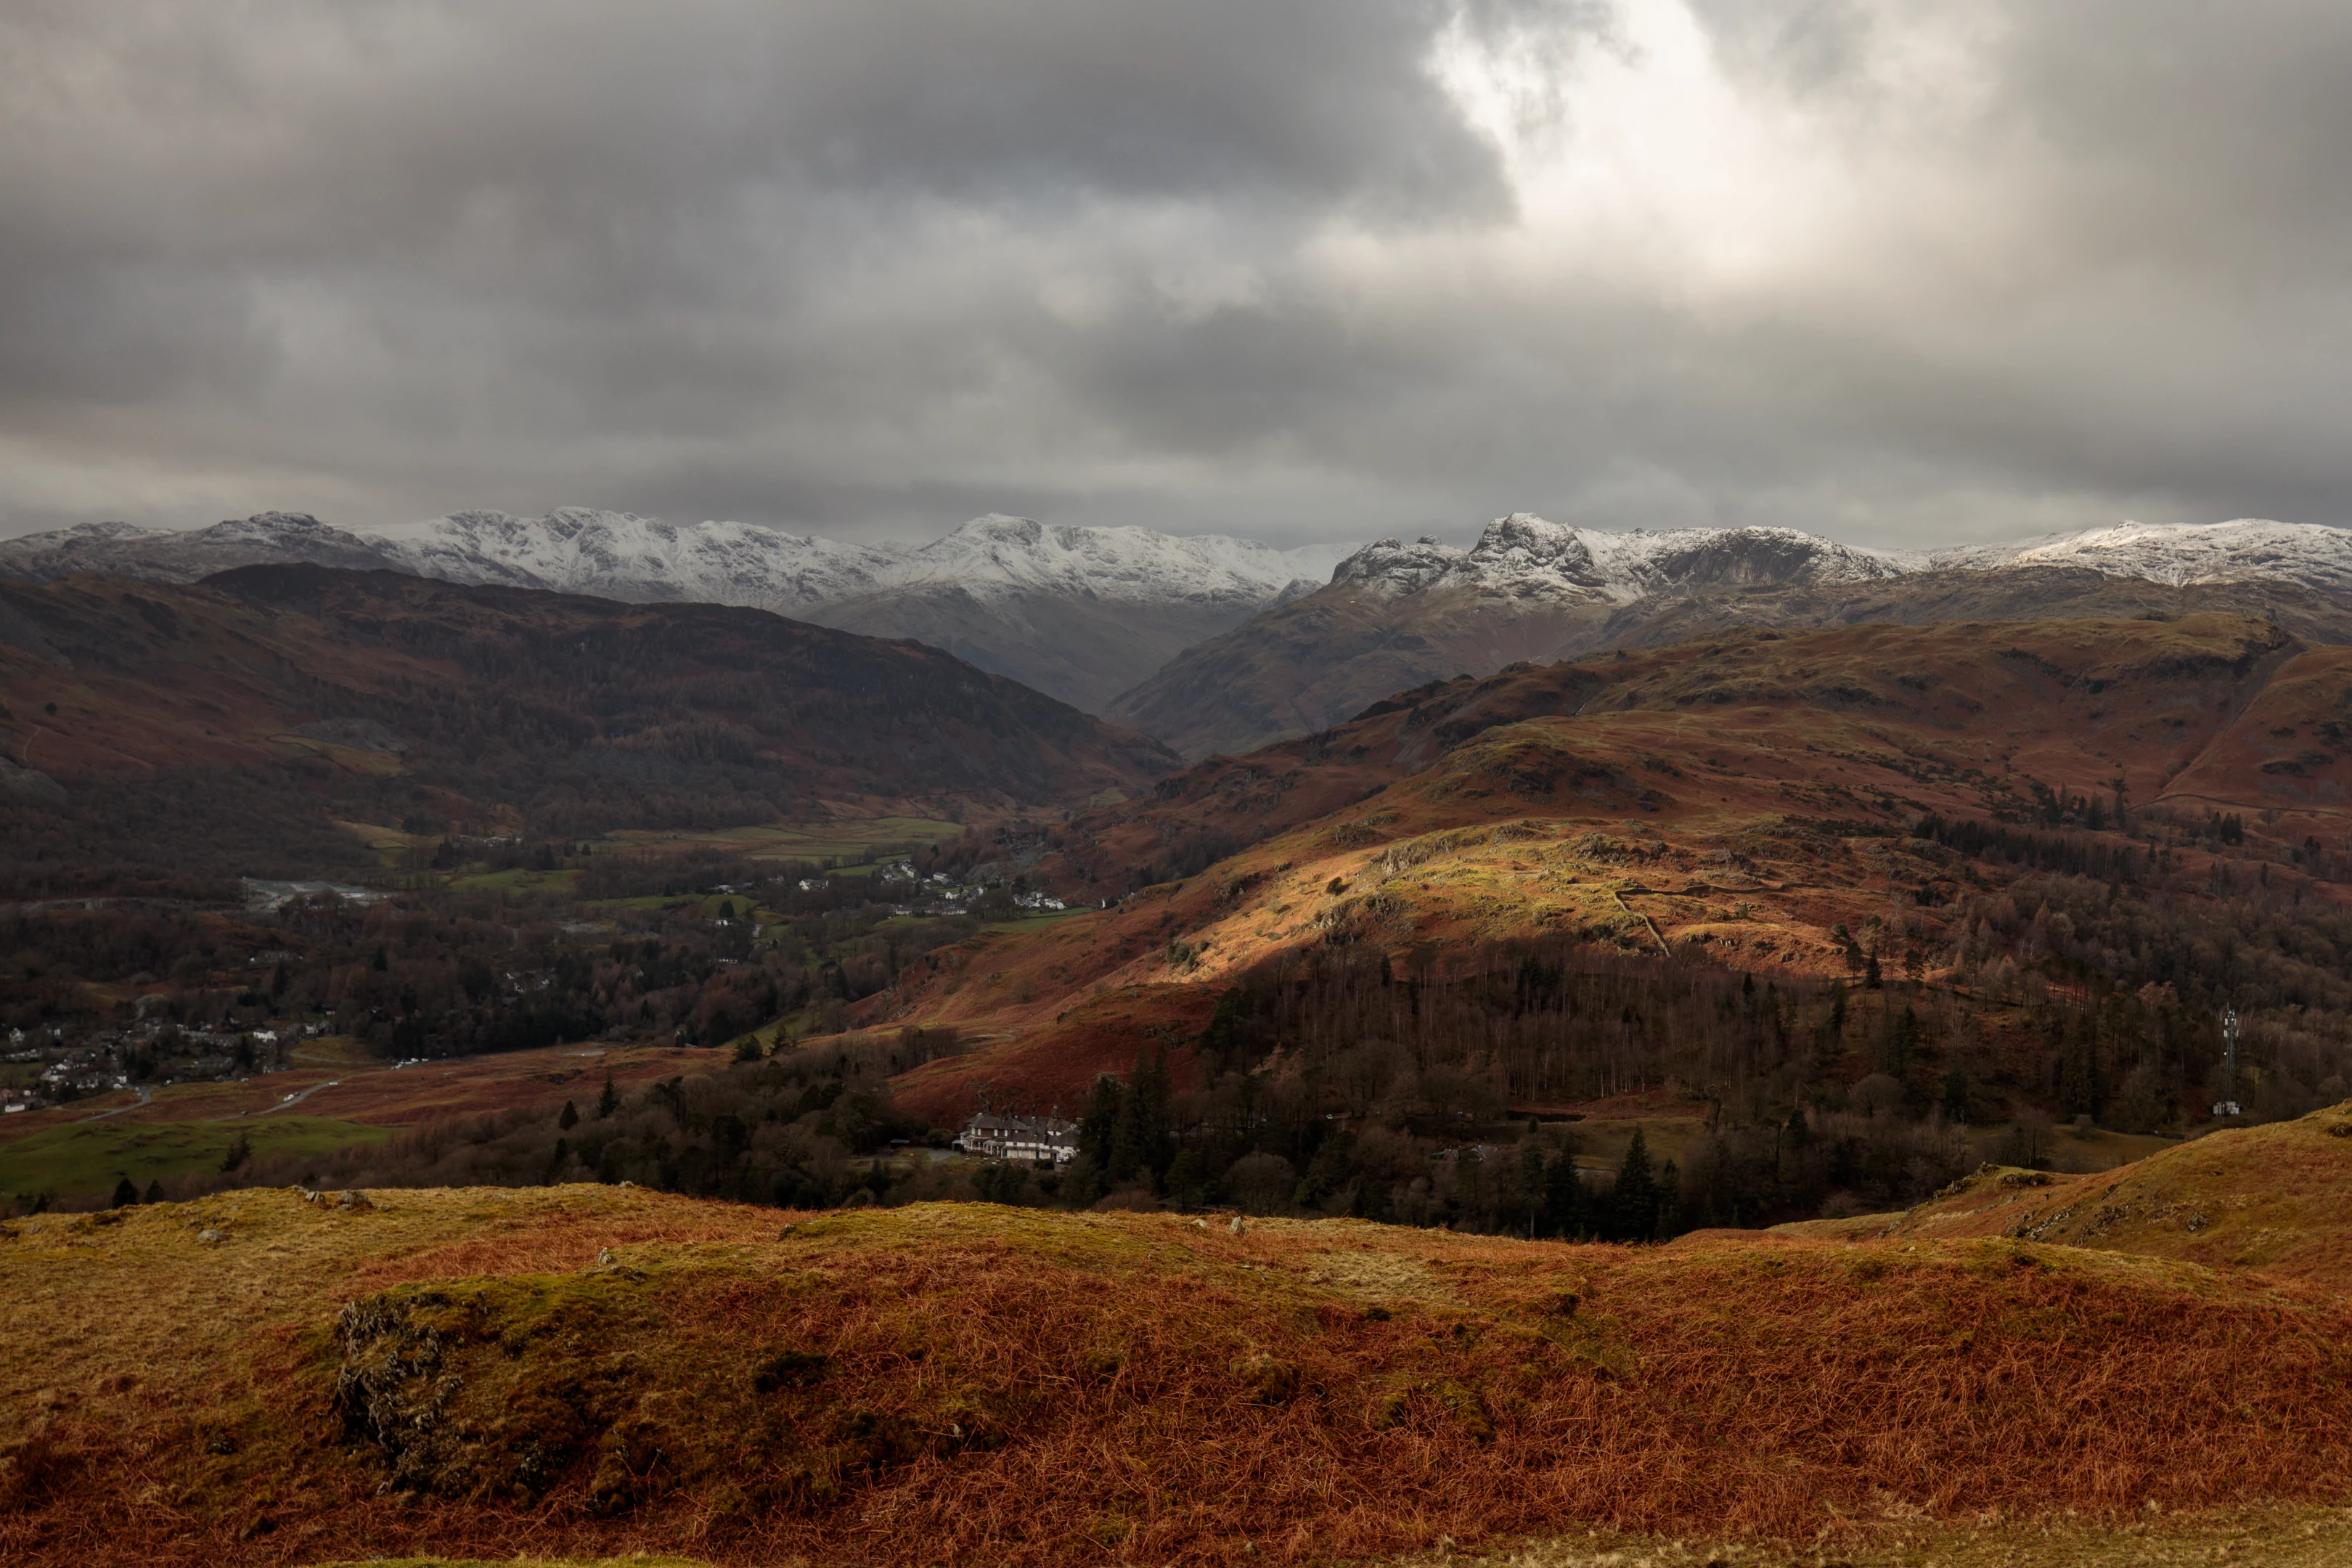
[0,508,1352,714]
[9,507,2352,748]
[1330,515,1908,603]
[1324,513,2352,604]
[1106,513,2352,756]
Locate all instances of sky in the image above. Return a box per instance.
[4,0,2350,549]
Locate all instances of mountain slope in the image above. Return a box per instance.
[0,510,1350,714]
[1112,515,2352,758]
[1932,517,2352,589]
[0,513,400,581]
[877,611,2352,1119]
[796,515,1347,711]
[0,565,1178,894]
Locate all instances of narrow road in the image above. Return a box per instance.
[72,1085,154,1122]
[248,1079,341,1118]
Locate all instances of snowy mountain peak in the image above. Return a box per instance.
[0,512,393,582]
[367,508,897,608]
[876,514,1352,607]
[1332,515,1907,604]
[1325,514,2352,607]
[1927,518,2352,595]
[338,507,1361,616]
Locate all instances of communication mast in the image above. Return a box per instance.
[2211,1007,2242,1118]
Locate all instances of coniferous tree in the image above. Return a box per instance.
[1079,1073,1124,1172]
[1513,1137,1546,1234]
[1543,1148,1588,1238]
[111,1177,138,1209]
[558,1098,580,1131]
[1107,1050,1172,1188]
[1609,1126,1659,1242]
[596,1071,619,1119]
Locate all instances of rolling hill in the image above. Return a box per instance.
[0,565,1178,894]
[866,612,2352,1121]
[1781,1099,2352,1286]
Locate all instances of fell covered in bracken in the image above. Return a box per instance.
[4,1145,2352,1567]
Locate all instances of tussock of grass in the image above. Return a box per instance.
[4,1191,2351,1567]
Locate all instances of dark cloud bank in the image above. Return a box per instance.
[4,0,2348,547]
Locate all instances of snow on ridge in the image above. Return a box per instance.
[12,506,2347,613]
[872,513,1351,605]
[1328,514,2352,604]
[361,507,1357,611]
[369,508,897,608]
[1928,518,2352,591]
[1334,514,1905,603]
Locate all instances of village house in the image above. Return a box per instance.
[955,1109,1080,1165]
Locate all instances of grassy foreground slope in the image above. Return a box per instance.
[1781,1100,2352,1283]
[4,1171,2351,1567]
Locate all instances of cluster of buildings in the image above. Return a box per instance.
[1,1019,309,1113]
[955,1109,1081,1164]
[875,861,1068,918]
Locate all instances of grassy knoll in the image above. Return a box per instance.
[4,1185,2351,1567]
[1780,1101,2352,1286]
[0,1115,388,1204]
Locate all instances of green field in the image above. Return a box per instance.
[603,817,964,865]
[0,1115,390,1205]
[444,867,585,894]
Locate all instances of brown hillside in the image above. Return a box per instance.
[1780,1101,2352,1288]
[1111,565,2352,760]
[4,1191,2349,1567]
[0,567,1177,889]
[877,613,2352,1116]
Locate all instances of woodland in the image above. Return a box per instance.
[20,806,2345,1228]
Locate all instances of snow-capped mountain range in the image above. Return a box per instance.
[5,505,2350,726]
[1333,515,1906,603]
[10,505,2347,620]
[0,508,1354,714]
[1327,513,2352,605]
[1926,519,2352,595]
[0,507,1349,611]
[362,507,1353,613]
[1107,513,2352,757]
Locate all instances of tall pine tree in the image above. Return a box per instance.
[1543,1148,1588,1238]
[1609,1126,1660,1243]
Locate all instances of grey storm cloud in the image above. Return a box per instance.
[3,0,2351,546]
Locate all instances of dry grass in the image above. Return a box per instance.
[1783,1102,2352,1291]
[4,1188,2351,1568]
[303,1504,2352,1568]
